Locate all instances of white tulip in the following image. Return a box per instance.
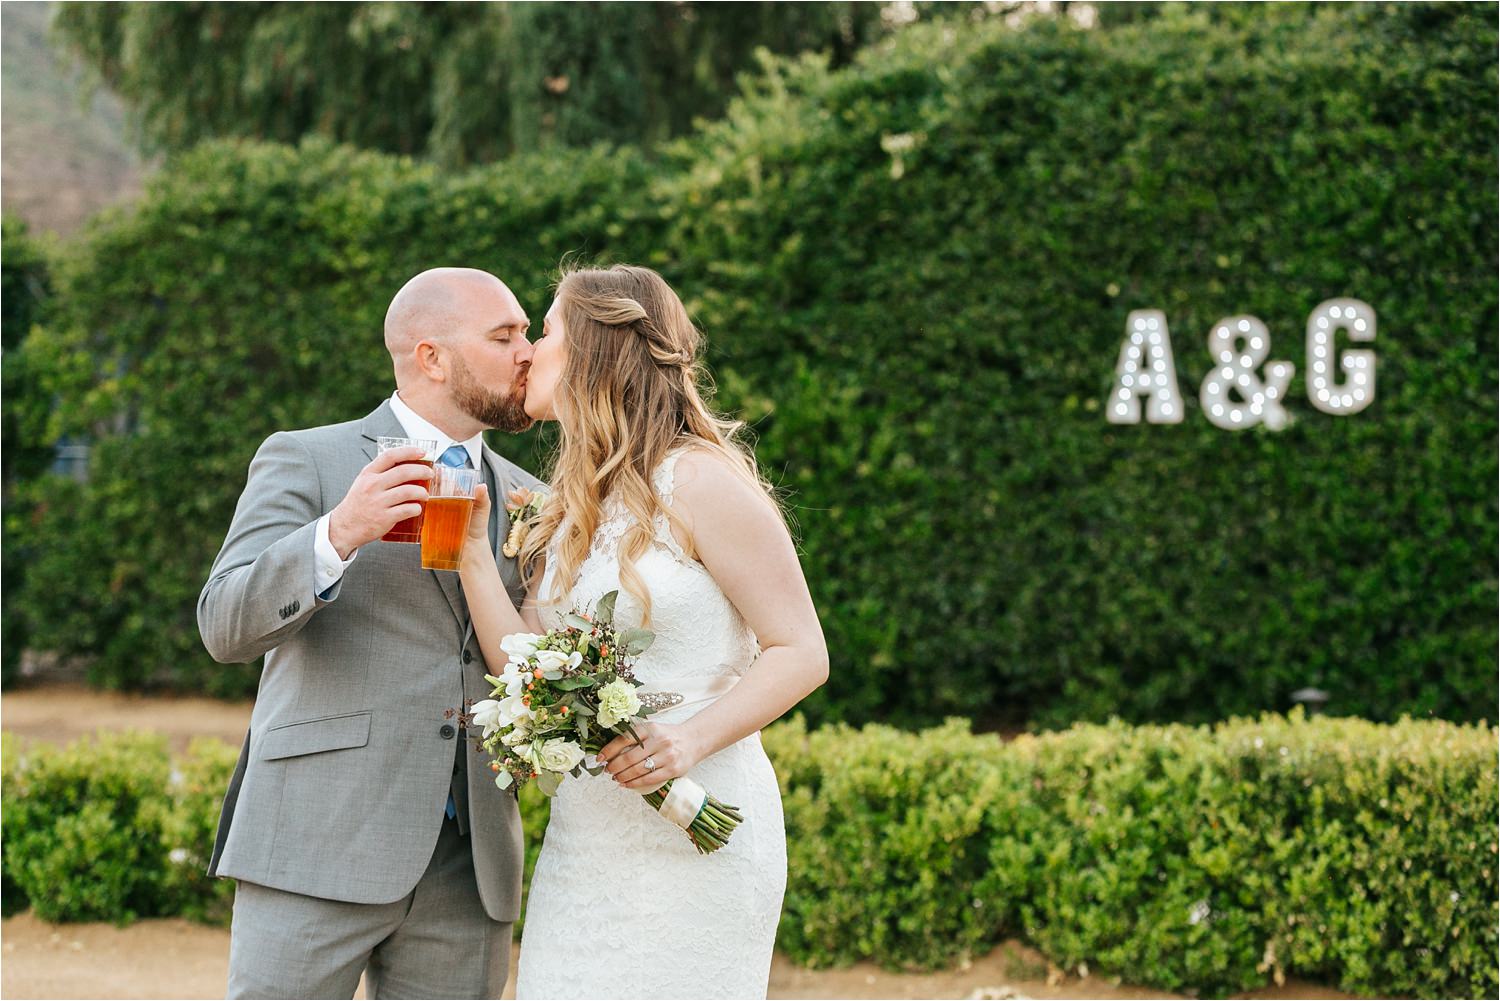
[500,632,543,662]
[469,699,503,738]
[534,649,572,679]
[498,694,532,725]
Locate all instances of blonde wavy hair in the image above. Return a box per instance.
[520,264,778,623]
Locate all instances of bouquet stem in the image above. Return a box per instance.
[642,782,744,854]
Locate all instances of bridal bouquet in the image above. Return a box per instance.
[463,590,744,854]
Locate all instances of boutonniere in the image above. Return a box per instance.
[502,488,547,558]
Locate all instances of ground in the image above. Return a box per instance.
[0,684,1359,1001]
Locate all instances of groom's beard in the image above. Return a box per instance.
[451,357,533,434]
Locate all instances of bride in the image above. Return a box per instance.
[458,264,829,999]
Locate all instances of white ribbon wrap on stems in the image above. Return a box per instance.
[635,675,738,831]
[659,777,709,830]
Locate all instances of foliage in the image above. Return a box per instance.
[763,711,1498,998]
[656,1,1498,726]
[2,714,1494,998]
[0,731,174,922]
[12,4,1496,724]
[52,2,896,164]
[1,216,55,685]
[12,138,655,696]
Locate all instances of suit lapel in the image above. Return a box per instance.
[359,400,468,633]
[462,443,520,647]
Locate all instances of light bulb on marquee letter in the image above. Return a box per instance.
[1306,298,1376,415]
[1198,315,1295,431]
[1107,310,1184,424]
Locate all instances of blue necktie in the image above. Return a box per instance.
[438,444,472,469]
[440,444,471,821]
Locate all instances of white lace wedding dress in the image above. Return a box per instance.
[515,448,788,1000]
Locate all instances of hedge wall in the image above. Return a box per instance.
[4,713,1495,998]
[11,2,1497,725]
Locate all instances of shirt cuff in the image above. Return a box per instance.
[314,513,358,594]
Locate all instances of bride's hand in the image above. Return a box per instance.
[598,722,706,792]
[460,484,493,563]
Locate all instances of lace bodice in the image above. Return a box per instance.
[517,446,786,1000]
[535,447,760,709]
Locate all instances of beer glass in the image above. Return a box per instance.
[376,437,439,543]
[420,465,479,571]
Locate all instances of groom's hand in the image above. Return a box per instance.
[328,446,433,558]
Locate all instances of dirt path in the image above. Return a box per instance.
[0,684,1358,1000]
[0,912,1356,1001]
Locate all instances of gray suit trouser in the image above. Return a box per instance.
[226,816,511,1000]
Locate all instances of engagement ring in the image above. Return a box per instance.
[644,756,657,772]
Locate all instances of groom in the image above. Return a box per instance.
[199,267,542,998]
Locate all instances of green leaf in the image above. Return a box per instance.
[595,590,618,625]
[563,613,592,632]
[618,627,655,656]
[537,770,563,797]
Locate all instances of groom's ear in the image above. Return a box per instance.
[413,340,447,382]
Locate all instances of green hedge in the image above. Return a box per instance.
[3,714,1494,997]
[1,216,54,687]
[12,3,1497,724]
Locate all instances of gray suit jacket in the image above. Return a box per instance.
[198,401,542,922]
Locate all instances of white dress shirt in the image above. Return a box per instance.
[313,392,486,594]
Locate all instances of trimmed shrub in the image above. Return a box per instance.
[765,711,1499,998]
[12,3,1497,725]
[1,731,174,922]
[158,737,241,923]
[2,714,1495,997]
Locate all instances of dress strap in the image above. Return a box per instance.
[652,445,692,505]
[650,445,699,568]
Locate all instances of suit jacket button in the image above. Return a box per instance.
[462,650,474,664]
[439,724,456,740]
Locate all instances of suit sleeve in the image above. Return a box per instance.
[197,431,340,664]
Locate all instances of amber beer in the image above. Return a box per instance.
[420,466,479,571]
[376,437,438,543]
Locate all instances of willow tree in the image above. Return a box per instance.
[53,1,893,164]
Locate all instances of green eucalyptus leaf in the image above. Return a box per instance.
[618,627,655,656]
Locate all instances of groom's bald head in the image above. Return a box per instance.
[384,267,521,373]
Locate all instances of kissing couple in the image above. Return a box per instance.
[198,264,829,1000]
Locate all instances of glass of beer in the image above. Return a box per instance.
[420,465,479,571]
[376,437,438,543]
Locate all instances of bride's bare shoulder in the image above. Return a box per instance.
[667,445,777,526]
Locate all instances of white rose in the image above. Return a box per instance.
[537,738,586,773]
[596,678,643,729]
[500,632,543,662]
[469,699,503,738]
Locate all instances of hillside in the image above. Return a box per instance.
[1,1,145,235]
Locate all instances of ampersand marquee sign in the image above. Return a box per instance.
[1107,298,1377,429]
